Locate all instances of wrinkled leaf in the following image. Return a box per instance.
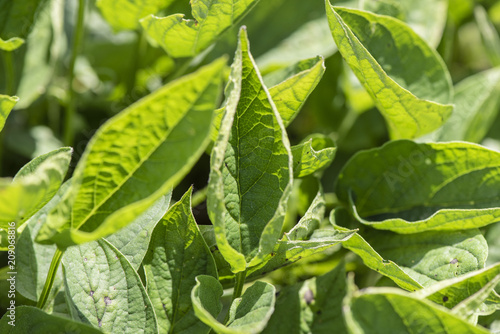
[63,239,156,333]
[0,95,18,132]
[0,37,24,51]
[141,0,260,58]
[192,275,275,334]
[142,188,217,334]
[291,134,336,178]
[336,140,500,233]
[326,4,453,139]
[207,28,292,272]
[36,58,224,249]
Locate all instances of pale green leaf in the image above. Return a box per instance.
[141,0,260,58]
[262,263,347,334]
[0,37,24,51]
[344,287,490,333]
[0,147,72,229]
[0,306,103,334]
[336,140,500,233]
[142,188,217,334]
[451,274,500,321]
[0,0,50,39]
[36,58,225,249]
[0,95,18,132]
[62,239,157,333]
[192,275,276,334]
[291,134,336,178]
[285,185,325,241]
[207,28,293,272]
[96,0,175,31]
[475,6,500,66]
[326,4,453,139]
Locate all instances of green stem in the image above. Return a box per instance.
[37,248,64,309]
[222,270,247,325]
[191,186,208,207]
[64,0,86,146]
[336,109,359,145]
[3,51,14,95]
[126,30,145,96]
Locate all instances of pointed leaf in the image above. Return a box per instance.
[291,135,336,178]
[0,37,24,51]
[36,58,225,249]
[0,306,103,334]
[0,147,72,229]
[451,274,500,320]
[0,95,18,132]
[192,275,276,334]
[62,239,157,333]
[336,140,500,233]
[207,28,293,272]
[142,188,218,334]
[141,0,260,58]
[285,185,325,241]
[326,4,453,139]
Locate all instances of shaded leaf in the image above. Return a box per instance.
[285,185,325,241]
[291,134,336,178]
[0,0,50,39]
[0,95,18,132]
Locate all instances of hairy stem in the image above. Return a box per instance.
[37,248,64,309]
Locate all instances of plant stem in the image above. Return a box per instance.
[222,270,247,325]
[64,0,86,146]
[191,185,208,207]
[37,248,64,309]
[3,51,15,96]
[126,30,145,96]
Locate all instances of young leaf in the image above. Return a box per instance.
[142,188,218,334]
[192,275,276,334]
[336,140,500,234]
[141,0,261,58]
[0,147,72,229]
[0,0,50,39]
[96,0,175,31]
[0,306,103,334]
[36,58,225,249]
[262,263,347,334]
[207,27,293,272]
[291,135,336,178]
[344,286,490,333]
[0,95,18,132]
[326,4,453,139]
[285,185,326,241]
[62,239,157,333]
[0,37,24,51]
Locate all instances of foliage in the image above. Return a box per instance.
[1,0,500,333]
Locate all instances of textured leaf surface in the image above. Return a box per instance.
[285,186,325,241]
[336,140,500,233]
[192,275,275,334]
[262,263,347,334]
[141,0,260,58]
[0,147,72,229]
[0,306,103,334]
[63,239,156,333]
[0,37,24,51]
[207,28,292,272]
[97,0,175,31]
[0,95,18,132]
[143,189,217,334]
[326,4,453,139]
[291,134,336,178]
[0,0,50,39]
[36,59,224,248]
[344,287,490,333]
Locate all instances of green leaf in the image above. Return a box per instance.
[427,67,500,143]
[0,37,24,51]
[336,140,500,233]
[62,238,157,333]
[96,0,175,31]
[262,263,347,334]
[0,95,18,132]
[192,275,276,334]
[0,147,72,229]
[451,274,500,321]
[142,188,217,334]
[344,286,490,333]
[141,0,260,58]
[0,0,50,39]
[326,4,453,139]
[291,134,336,178]
[265,56,326,126]
[285,185,325,241]
[103,193,171,270]
[207,27,293,272]
[36,58,225,249]
[475,6,500,66]
[0,306,103,334]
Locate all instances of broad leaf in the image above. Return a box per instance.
[291,134,336,178]
[207,28,293,272]
[142,188,217,334]
[36,58,224,249]
[63,239,156,333]
[192,275,275,334]
[326,4,453,139]
[141,0,260,58]
[0,95,18,132]
[96,0,175,31]
[262,263,347,334]
[0,0,50,39]
[344,286,490,333]
[0,306,103,334]
[0,147,72,229]
[0,37,24,51]
[336,140,500,233]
